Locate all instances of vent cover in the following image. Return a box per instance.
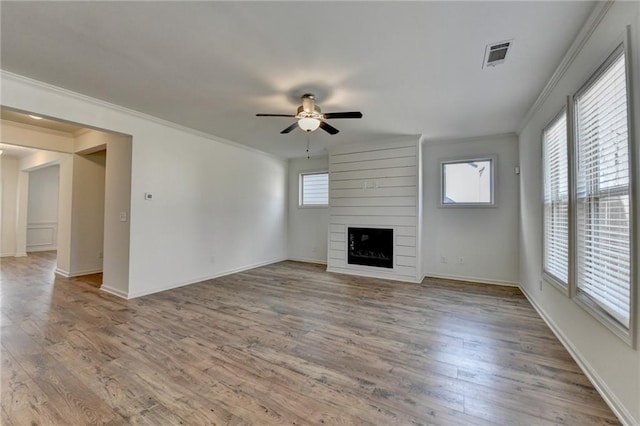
[483,40,513,68]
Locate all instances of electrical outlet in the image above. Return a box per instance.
[440,256,447,264]
[458,257,464,264]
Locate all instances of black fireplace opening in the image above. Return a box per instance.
[348,227,393,269]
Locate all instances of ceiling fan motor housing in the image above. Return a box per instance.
[296,104,322,119]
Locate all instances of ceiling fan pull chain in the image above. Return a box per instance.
[306,132,311,159]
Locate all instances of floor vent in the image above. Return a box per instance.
[483,40,512,68]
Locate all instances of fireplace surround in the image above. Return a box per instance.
[327,136,422,283]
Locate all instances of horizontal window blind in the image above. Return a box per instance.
[575,49,631,328]
[543,112,569,284]
[301,172,328,206]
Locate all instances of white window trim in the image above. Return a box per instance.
[298,170,329,208]
[541,106,571,296]
[568,36,637,347]
[439,155,497,208]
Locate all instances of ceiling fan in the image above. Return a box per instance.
[256,93,363,135]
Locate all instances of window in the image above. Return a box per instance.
[542,111,569,288]
[441,158,494,206]
[299,172,328,206]
[574,45,633,331]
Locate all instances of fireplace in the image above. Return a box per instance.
[348,227,393,268]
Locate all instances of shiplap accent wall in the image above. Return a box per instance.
[327,136,423,282]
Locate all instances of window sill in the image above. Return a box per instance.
[542,271,569,297]
[574,292,635,348]
[298,205,328,209]
[438,203,496,209]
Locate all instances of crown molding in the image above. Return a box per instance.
[423,132,517,147]
[517,1,614,135]
[0,70,286,162]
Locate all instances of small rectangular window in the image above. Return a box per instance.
[542,111,569,287]
[441,158,494,206]
[299,172,328,206]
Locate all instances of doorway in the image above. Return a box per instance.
[0,108,132,296]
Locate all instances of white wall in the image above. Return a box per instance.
[70,151,106,275]
[14,171,29,257]
[20,149,70,170]
[1,72,289,298]
[130,133,288,298]
[27,165,59,223]
[26,165,59,252]
[55,154,73,276]
[422,134,520,285]
[100,133,132,297]
[1,156,19,257]
[288,156,329,264]
[518,2,640,424]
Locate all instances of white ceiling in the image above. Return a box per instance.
[0,2,594,158]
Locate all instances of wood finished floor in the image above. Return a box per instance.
[1,252,619,425]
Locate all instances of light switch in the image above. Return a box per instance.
[144,192,153,200]
[120,212,127,222]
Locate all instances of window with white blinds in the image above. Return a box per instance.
[300,172,328,206]
[574,47,632,329]
[543,112,569,286]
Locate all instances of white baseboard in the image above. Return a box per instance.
[288,257,327,265]
[326,266,421,284]
[127,257,288,299]
[27,245,57,252]
[1,252,16,258]
[70,268,103,277]
[55,268,102,278]
[55,268,70,277]
[14,252,27,257]
[100,285,128,299]
[520,285,634,426]
[424,272,519,287]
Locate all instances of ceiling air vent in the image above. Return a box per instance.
[483,40,513,68]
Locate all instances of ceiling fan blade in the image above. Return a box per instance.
[323,111,363,119]
[256,114,296,117]
[320,121,339,135]
[280,122,299,134]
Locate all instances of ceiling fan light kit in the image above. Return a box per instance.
[256,93,363,135]
[298,117,320,132]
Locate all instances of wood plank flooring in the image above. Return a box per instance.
[1,252,619,425]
